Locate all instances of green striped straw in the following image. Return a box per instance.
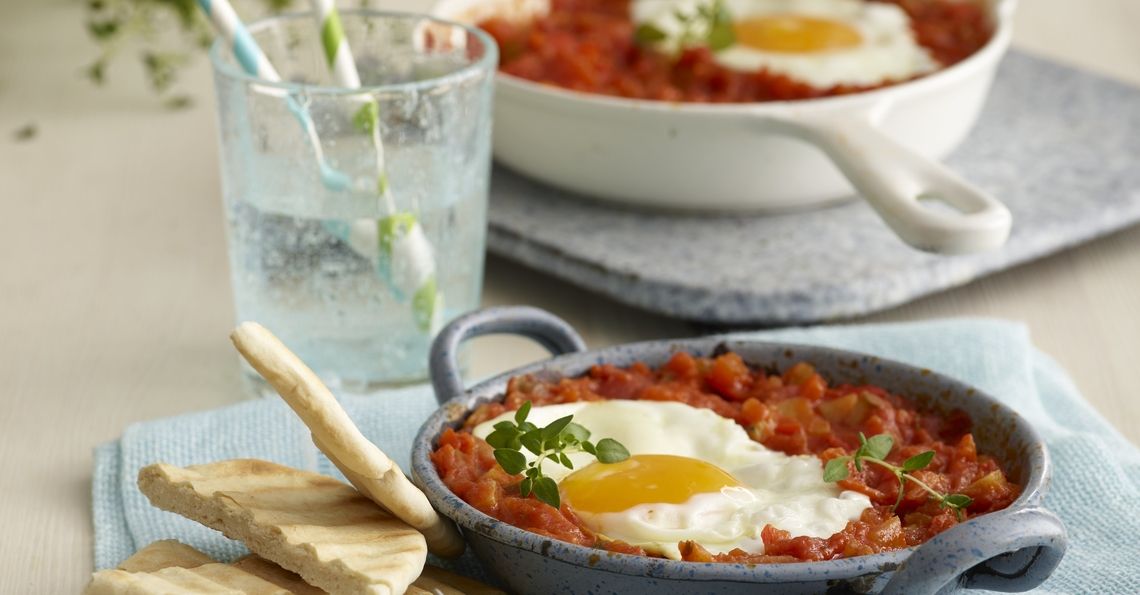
[310,0,442,333]
[196,0,354,192]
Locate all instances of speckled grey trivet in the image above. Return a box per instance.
[486,51,1140,324]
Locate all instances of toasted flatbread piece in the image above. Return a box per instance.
[90,540,501,595]
[138,459,427,595]
[230,322,464,558]
[224,556,442,595]
[234,556,505,595]
[86,563,291,594]
[88,541,307,595]
[86,540,246,595]
[115,539,215,573]
[232,556,325,595]
[414,566,506,595]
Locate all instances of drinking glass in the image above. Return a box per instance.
[208,10,496,391]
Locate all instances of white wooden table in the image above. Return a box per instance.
[1,0,1138,591]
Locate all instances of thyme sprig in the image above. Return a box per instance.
[81,0,370,106]
[823,433,973,520]
[485,400,630,509]
[634,0,735,51]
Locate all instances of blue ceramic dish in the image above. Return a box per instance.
[411,307,1067,595]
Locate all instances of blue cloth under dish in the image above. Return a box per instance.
[92,319,1140,593]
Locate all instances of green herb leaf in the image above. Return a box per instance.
[707,23,735,51]
[86,60,107,86]
[485,429,514,449]
[580,440,597,456]
[563,422,590,443]
[86,19,120,40]
[713,0,732,23]
[942,493,973,509]
[515,401,533,425]
[637,0,736,52]
[142,51,188,93]
[823,457,851,482]
[863,434,894,461]
[493,448,527,475]
[163,95,193,111]
[595,438,630,464]
[708,0,735,51]
[12,124,37,142]
[903,451,936,472]
[494,420,517,432]
[634,23,668,45]
[542,415,574,441]
[520,429,544,456]
[532,476,560,508]
[519,476,533,497]
[559,453,574,469]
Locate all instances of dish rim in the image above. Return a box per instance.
[411,335,1051,583]
[458,0,1018,115]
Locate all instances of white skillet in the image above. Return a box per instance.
[434,0,1016,254]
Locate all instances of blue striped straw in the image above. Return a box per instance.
[197,0,352,191]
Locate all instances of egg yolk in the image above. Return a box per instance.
[559,454,743,514]
[732,14,863,53]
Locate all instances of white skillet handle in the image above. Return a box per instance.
[763,114,1012,254]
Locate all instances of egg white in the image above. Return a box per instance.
[632,0,939,88]
[473,400,871,559]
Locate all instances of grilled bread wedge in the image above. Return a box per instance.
[86,540,290,594]
[87,537,501,594]
[231,556,326,595]
[87,564,294,594]
[114,539,215,573]
[138,459,427,595]
[229,322,464,558]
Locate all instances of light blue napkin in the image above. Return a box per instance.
[92,319,1140,593]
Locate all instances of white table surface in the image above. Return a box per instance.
[1,0,1138,591]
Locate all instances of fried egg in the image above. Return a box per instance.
[473,400,870,559]
[632,0,939,88]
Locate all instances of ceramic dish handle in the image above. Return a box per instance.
[430,306,587,403]
[881,505,1066,595]
[762,114,1012,254]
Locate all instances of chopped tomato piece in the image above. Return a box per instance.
[705,352,752,400]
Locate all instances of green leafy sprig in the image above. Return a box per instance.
[81,0,370,107]
[485,401,630,509]
[823,433,973,520]
[634,0,736,51]
[83,0,215,105]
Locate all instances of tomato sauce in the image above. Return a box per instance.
[478,0,992,102]
[431,352,1021,563]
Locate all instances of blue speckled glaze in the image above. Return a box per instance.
[413,307,1067,595]
[484,52,1140,325]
